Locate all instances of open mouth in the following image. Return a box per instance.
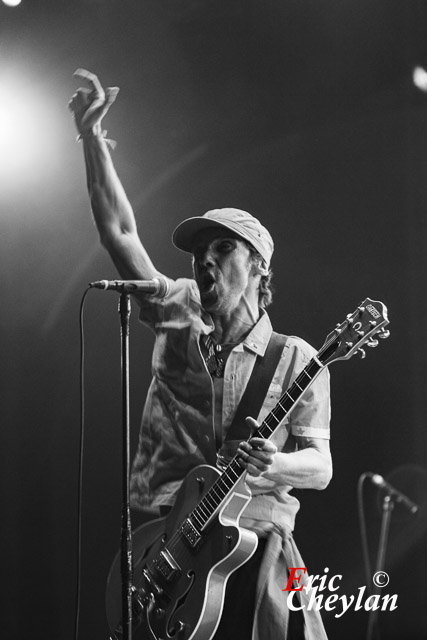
[199,272,215,293]
[200,273,215,291]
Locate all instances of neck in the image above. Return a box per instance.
[211,299,260,345]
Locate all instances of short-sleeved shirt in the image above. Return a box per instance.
[130,277,330,534]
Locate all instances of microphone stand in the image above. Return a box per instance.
[366,494,394,640]
[119,293,133,640]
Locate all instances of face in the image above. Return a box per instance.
[191,228,259,315]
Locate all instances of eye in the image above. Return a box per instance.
[192,245,206,262]
[216,240,235,253]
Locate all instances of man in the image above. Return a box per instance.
[69,69,332,639]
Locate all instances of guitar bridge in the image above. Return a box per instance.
[152,548,181,582]
[180,517,202,548]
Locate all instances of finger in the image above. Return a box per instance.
[239,448,271,471]
[237,448,253,471]
[238,442,251,454]
[248,437,277,453]
[105,86,120,105]
[68,88,92,108]
[245,416,259,433]
[250,451,274,466]
[251,456,270,470]
[73,68,104,95]
[237,441,276,463]
[247,462,264,477]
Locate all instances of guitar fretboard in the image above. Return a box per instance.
[189,358,323,531]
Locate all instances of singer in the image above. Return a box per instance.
[69,69,332,640]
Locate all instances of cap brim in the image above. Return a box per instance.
[172,217,243,253]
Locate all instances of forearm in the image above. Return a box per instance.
[253,447,332,491]
[82,135,136,245]
[80,135,158,280]
[240,432,333,493]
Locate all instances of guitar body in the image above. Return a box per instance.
[106,465,258,640]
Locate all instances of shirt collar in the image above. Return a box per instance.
[241,309,272,356]
[199,296,273,356]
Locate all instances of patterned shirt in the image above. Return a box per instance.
[130,277,330,534]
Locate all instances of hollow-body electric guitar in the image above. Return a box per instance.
[106,298,390,640]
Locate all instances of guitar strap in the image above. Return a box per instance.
[224,331,288,442]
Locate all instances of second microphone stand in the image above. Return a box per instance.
[366,494,394,640]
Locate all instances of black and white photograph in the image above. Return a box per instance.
[1,2,426,639]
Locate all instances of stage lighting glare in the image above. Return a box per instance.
[0,83,45,180]
[413,66,427,93]
[2,0,22,6]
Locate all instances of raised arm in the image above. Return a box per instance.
[68,69,160,281]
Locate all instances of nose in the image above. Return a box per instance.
[197,244,216,268]
[201,252,215,268]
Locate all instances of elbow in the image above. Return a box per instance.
[99,224,129,252]
[99,229,117,250]
[314,458,333,491]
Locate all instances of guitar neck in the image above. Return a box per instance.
[189,297,390,531]
[190,355,325,531]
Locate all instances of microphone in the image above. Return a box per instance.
[89,276,170,298]
[368,473,419,514]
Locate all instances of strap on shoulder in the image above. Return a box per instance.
[224,332,288,442]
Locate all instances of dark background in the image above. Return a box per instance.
[1,1,426,638]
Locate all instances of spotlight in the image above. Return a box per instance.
[413,66,427,93]
[2,0,22,6]
[0,75,46,181]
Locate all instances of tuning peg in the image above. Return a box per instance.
[378,329,390,339]
[357,348,366,359]
[346,314,354,324]
[367,338,379,348]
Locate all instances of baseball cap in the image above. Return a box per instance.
[172,208,274,268]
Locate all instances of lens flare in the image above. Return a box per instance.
[0,78,45,180]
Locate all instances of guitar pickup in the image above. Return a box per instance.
[180,518,202,548]
[152,549,181,582]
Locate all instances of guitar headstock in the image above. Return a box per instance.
[318,298,390,366]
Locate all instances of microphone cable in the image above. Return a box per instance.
[74,286,91,640]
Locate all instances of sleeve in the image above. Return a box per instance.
[137,277,199,332]
[290,366,331,439]
[284,337,331,440]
